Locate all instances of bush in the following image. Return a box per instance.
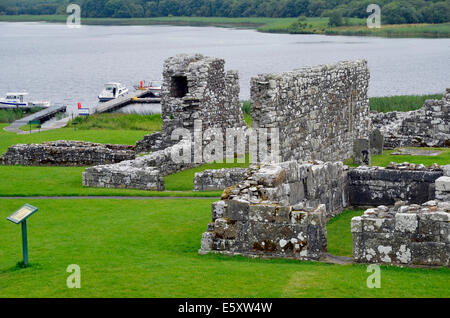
[328,10,343,27]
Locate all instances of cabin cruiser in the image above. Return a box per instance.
[98,83,129,102]
[0,92,51,108]
[134,80,162,97]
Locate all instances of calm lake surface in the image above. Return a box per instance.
[0,22,449,113]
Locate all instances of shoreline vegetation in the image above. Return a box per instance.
[1,15,449,38]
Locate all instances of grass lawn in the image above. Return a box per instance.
[371,148,450,167]
[345,148,450,168]
[0,123,148,155]
[327,210,364,257]
[67,113,162,131]
[0,199,448,298]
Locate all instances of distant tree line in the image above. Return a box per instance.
[1,0,449,24]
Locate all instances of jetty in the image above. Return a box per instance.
[95,90,160,114]
[3,104,67,134]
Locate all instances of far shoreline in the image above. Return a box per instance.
[1,15,449,39]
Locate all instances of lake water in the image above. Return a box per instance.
[0,22,449,114]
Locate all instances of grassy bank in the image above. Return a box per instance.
[370,94,443,113]
[67,113,162,131]
[0,108,41,124]
[1,198,448,298]
[1,15,449,38]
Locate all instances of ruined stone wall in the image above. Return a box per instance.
[250,60,370,163]
[436,176,450,201]
[371,89,450,149]
[83,140,199,191]
[194,168,250,191]
[199,161,348,261]
[348,163,445,206]
[161,54,246,147]
[1,141,135,167]
[83,54,247,190]
[352,201,449,266]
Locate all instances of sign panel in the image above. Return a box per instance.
[78,108,90,116]
[7,204,38,224]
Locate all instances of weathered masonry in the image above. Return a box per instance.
[83,54,246,191]
[348,163,444,206]
[352,199,449,266]
[1,141,135,167]
[250,60,371,163]
[200,161,450,265]
[136,53,246,153]
[194,168,250,192]
[199,161,348,261]
[371,90,450,149]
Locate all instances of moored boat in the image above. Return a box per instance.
[98,83,129,102]
[0,92,51,108]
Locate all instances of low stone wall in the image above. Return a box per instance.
[82,165,164,191]
[135,132,167,153]
[194,168,250,191]
[352,201,449,266]
[371,89,450,149]
[200,202,328,261]
[83,140,199,191]
[348,163,444,206]
[1,141,135,167]
[436,176,450,201]
[199,161,348,261]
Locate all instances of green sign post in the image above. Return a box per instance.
[7,204,38,266]
[28,120,40,134]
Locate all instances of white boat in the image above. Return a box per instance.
[134,80,162,97]
[0,92,51,108]
[98,83,129,102]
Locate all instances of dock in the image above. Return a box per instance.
[95,90,160,114]
[3,104,67,134]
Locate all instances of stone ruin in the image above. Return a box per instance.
[1,141,135,167]
[1,53,447,266]
[199,161,347,260]
[352,199,449,266]
[135,53,246,153]
[371,89,450,149]
[200,161,450,265]
[194,168,250,192]
[83,54,247,191]
[250,60,371,162]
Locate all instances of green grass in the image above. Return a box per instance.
[0,108,41,124]
[67,113,162,131]
[0,123,147,155]
[1,15,448,38]
[0,199,448,298]
[370,94,443,113]
[371,148,450,167]
[345,147,450,168]
[165,154,251,191]
[0,165,221,197]
[327,210,364,257]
